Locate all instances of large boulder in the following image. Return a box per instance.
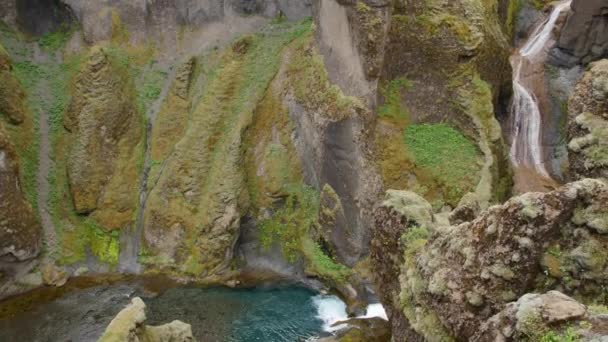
[98,297,194,342]
[550,0,608,67]
[371,179,608,341]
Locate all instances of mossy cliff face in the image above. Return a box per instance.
[379,0,512,208]
[0,45,26,124]
[371,179,608,341]
[0,44,41,291]
[142,23,313,277]
[312,0,513,211]
[64,46,144,231]
[567,59,608,180]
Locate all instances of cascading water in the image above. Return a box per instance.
[510,1,571,183]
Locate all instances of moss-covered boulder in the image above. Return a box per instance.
[568,59,608,180]
[64,46,144,230]
[0,43,26,124]
[371,179,608,341]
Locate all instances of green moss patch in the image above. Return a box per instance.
[404,123,482,204]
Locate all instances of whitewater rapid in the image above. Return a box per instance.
[311,295,388,333]
[510,1,572,176]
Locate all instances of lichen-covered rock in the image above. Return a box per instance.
[550,0,608,67]
[371,179,608,341]
[475,291,608,341]
[98,297,194,342]
[567,59,608,179]
[65,46,144,230]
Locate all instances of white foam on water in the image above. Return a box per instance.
[312,294,349,332]
[360,303,388,321]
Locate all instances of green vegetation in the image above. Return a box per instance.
[302,238,351,283]
[404,123,482,203]
[378,77,412,122]
[38,27,73,52]
[506,0,522,38]
[286,30,362,120]
[259,185,319,262]
[57,219,120,266]
[136,64,168,113]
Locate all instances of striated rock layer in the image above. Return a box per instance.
[371,179,608,341]
[65,46,144,230]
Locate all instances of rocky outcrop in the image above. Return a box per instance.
[98,297,194,342]
[313,0,513,210]
[567,59,608,180]
[0,45,42,297]
[313,0,391,104]
[0,127,41,273]
[550,0,608,67]
[371,179,607,341]
[0,44,26,124]
[475,291,608,341]
[65,46,144,230]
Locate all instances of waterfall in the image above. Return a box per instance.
[510,1,572,177]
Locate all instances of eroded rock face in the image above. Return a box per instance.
[550,0,608,67]
[0,127,41,266]
[371,179,608,341]
[98,297,194,342]
[0,45,26,125]
[65,46,144,230]
[567,59,608,179]
[0,45,42,295]
[60,0,311,45]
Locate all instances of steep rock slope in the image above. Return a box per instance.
[567,59,608,180]
[550,0,608,67]
[64,46,144,230]
[313,0,513,224]
[142,23,312,277]
[371,179,607,341]
[60,0,311,46]
[0,44,42,294]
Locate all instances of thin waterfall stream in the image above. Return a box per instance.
[510,0,571,191]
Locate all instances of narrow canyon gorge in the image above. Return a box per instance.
[0,0,607,341]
